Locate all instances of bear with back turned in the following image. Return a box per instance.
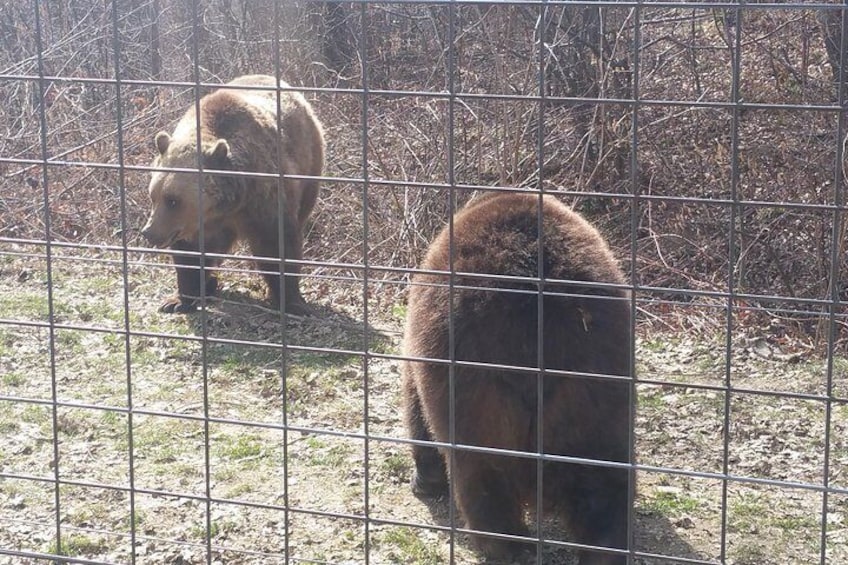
[402,192,632,564]
[141,74,324,315]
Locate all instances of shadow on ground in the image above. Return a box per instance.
[175,287,394,371]
[413,490,706,565]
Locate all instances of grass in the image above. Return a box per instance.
[1,290,50,320]
[126,510,145,529]
[0,329,10,355]
[218,434,264,460]
[773,514,819,532]
[831,356,848,376]
[727,488,822,565]
[207,342,284,372]
[643,489,700,517]
[290,350,357,371]
[639,336,669,353]
[379,451,412,480]
[221,481,255,499]
[0,252,845,565]
[1,372,25,387]
[302,436,353,467]
[134,417,201,467]
[45,533,106,557]
[381,527,444,565]
[391,302,407,320]
[0,419,18,435]
[20,404,51,426]
[190,520,220,540]
[637,388,665,411]
[100,410,121,427]
[729,541,770,565]
[0,403,51,441]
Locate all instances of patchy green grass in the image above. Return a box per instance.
[379,526,445,565]
[0,251,845,565]
[643,489,701,517]
[1,289,51,320]
[729,493,769,530]
[380,451,412,480]
[217,433,265,460]
[726,487,824,564]
[637,388,665,411]
[207,342,285,372]
[45,533,107,558]
[302,435,353,468]
[189,520,220,541]
[391,302,407,321]
[1,372,25,387]
[729,541,771,565]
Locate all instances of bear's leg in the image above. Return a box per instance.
[297,180,320,230]
[558,463,629,565]
[425,376,534,560]
[402,367,448,497]
[251,214,311,316]
[544,383,630,565]
[452,451,531,561]
[162,230,235,314]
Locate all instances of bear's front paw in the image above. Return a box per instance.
[205,276,219,296]
[475,537,532,564]
[159,296,197,314]
[284,300,314,317]
[411,468,449,498]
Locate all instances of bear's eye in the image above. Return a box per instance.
[165,197,179,209]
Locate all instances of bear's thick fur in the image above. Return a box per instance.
[141,74,324,315]
[402,192,632,564]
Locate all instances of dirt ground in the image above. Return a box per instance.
[0,245,846,565]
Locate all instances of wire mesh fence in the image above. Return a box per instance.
[1,0,848,563]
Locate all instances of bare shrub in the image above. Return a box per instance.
[2,2,846,331]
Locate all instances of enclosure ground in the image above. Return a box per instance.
[0,247,846,565]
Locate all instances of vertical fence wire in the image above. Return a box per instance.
[820,4,847,563]
[270,2,292,562]
[629,3,643,562]
[358,2,373,562]
[107,0,138,562]
[446,0,459,560]
[720,2,746,563]
[534,0,549,562]
[31,0,63,558]
[187,0,214,561]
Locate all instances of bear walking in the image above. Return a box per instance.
[402,192,632,564]
[141,74,324,315]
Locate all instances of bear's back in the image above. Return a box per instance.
[407,192,630,381]
[427,192,625,287]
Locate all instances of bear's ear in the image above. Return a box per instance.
[154,132,171,155]
[206,138,230,162]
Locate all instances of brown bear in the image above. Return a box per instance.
[141,74,324,315]
[402,192,632,564]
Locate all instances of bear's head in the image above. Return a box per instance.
[141,131,234,248]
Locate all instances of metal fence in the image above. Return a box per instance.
[1,1,847,564]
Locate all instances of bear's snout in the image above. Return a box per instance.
[140,218,156,243]
[140,217,176,248]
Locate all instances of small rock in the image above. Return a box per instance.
[655,485,682,495]
[675,516,694,529]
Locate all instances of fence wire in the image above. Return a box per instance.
[1,1,848,564]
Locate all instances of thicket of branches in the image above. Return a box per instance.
[2,1,848,332]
